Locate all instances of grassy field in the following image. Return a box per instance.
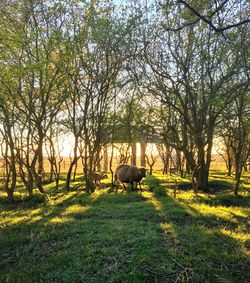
[0,172,249,283]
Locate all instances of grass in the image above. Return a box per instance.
[0,172,249,283]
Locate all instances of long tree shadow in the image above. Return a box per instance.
[1,178,249,283]
[0,188,181,282]
[148,175,250,283]
[191,193,250,208]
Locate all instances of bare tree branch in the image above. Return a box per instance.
[163,0,250,32]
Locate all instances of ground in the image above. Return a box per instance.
[0,172,249,283]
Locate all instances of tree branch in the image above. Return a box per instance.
[165,0,250,32]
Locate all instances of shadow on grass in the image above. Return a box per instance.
[147,172,248,195]
[0,177,249,283]
[192,193,250,208]
[147,175,250,282]
[0,189,180,282]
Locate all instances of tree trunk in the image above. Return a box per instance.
[158,144,170,174]
[73,161,78,181]
[234,163,243,195]
[30,134,45,194]
[195,134,214,193]
[96,148,102,172]
[140,142,146,167]
[54,157,63,190]
[176,150,181,173]
[49,159,54,182]
[131,142,137,166]
[84,152,95,193]
[109,142,114,184]
[55,178,59,190]
[66,158,77,190]
[7,166,16,202]
[149,165,153,175]
[37,138,44,184]
[27,169,34,196]
[196,164,209,192]
[85,175,96,193]
[7,185,14,202]
[186,161,191,175]
[162,162,168,174]
[227,160,232,176]
[65,137,78,190]
[19,167,30,195]
[103,144,108,172]
[6,154,16,202]
[4,124,17,201]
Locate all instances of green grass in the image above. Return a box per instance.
[0,173,249,283]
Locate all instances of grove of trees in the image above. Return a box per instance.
[0,0,249,201]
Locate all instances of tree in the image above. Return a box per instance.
[137,2,249,192]
[0,99,17,201]
[145,143,158,175]
[0,0,68,198]
[216,136,235,176]
[161,0,250,32]
[222,93,250,195]
[63,0,133,192]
